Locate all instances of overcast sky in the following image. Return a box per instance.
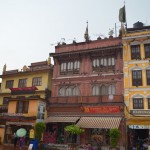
[0,0,149,75]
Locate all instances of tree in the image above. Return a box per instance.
[64,125,84,143]
[35,122,46,141]
[109,128,120,149]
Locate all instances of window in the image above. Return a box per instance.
[148,98,150,109]
[144,44,150,58]
[32,77,42,86]
[92,85,99,96]
[108,85,115,95]
[132,70,142,86]
[58,86,80,96]
[92,57,115,69]
[100,85,107,95]
[3,97,10,105]
[59,87,66,96]
[16,101,29,113]
[73,87,79,96]
[60,61,80,74]
[5,80,14,88]
[146,70,150,85]
[133,98,143,109]
[131,45,140,59]
[18,78,27,88]
[66,87,72,96]
[61,63,67,72]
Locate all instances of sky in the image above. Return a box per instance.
[0,0,149,75]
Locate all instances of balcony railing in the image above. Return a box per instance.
[48,95,123,104]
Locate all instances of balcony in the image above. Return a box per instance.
[48,95,123,105]
[9,86,38,95]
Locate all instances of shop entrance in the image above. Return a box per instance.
[128,126,149,150]
[4,124,33,145]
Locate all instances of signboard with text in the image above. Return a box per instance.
[81,106,122,114]
[130,110,150,116]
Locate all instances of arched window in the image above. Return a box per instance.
[100,85,107,95]
[73,86,80,96]
[58,87,66,96]
[92,85,99,96]
[132,95,144,109]
[66,87,73,96]
[108,85,115,95]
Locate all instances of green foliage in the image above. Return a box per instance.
[64,125,84,143]
[35,122,46,141]
[64,125,84,135]
[109,128,120,148]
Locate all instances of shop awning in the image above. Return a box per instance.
[76,117,121,129]
[45,116,80,123]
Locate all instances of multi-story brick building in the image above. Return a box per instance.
[123,22,150,149]
[46,34,125,149]
[0,59,53,144]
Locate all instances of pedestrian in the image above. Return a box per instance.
[19,137,25,149]
[13,132,18,148]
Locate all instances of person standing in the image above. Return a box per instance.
[14,132,18,148]
[19,137,25,149]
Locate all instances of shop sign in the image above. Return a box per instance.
[0,113,36,121]
[129,125,150,129]
[130,110,150,116]
[29,129,35,138]
[81,106,122,114]
[6,121,34,126]
[0,113,23,116]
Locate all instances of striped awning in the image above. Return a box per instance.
[45,116,80,123]
[76,117,121,129]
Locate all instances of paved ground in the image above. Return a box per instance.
[0,144,28,150]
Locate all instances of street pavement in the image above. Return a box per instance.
[0,144,28,150]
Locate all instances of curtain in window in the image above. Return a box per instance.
[66,87,72,96]
[100,85,107,95]
[59,87,66,96]
[108,85,115,95]
[23,101,29,113]
[17,101,23,113]
[92,85,99,96]
[73,86,80,96]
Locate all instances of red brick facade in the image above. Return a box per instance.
[48,37,125,146]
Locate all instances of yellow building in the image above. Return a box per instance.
[123,22,150,148]
[0,59,53,144]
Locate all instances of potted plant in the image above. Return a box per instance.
[109,128,120,150]
[64,124,84,150]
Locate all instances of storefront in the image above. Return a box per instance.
[0,113,36,145]
[44,116,80,144]
[127,117,150,150]
[4,122,34,145]
[44,115,124,149]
